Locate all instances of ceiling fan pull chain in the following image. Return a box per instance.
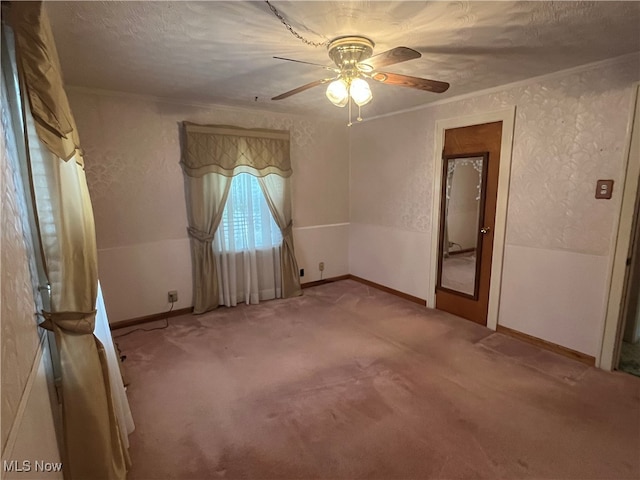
[348,99,353,127]
[357,104,363,122]
[265,1,328,48]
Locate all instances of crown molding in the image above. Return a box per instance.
[361,52,640,124]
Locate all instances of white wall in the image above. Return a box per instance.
[68,90,350,323]
[1,118,62,476]
[349,54,640,357]
[349,223,430,300]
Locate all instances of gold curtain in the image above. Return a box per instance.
[185,174,233,314]
[181,122,301,314]
[10,1,81,163]
[182,122,293,177]
[9,3,129,479]
[258,175,303,298]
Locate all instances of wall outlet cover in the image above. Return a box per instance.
[595,179,614,199]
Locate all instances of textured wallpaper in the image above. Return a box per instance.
[350,55,640,256]
[68,91,350,250]
[1,102,43,451]
[350,108,433,233]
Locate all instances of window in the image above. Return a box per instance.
[217,173,282,252]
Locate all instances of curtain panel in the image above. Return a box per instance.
[181,122,301,314]
[258,174,302,299]
[9,3,129,479]
[9,1,81,163]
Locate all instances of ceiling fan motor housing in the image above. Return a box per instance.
[327,36,375,73]
[271,35,449,103]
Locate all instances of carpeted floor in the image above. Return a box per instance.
[116,280,640,480]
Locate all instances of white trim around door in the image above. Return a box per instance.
[429,107,516,331]
[599,83,640,370]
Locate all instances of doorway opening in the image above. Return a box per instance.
[430,108,516,330]
[600,83,640,370]
[618,206,640,376]
[436,124,501,326]
[616,87,640,377]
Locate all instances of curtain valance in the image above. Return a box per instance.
[181,122,292,178]
[10,2,82,163]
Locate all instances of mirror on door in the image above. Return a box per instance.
[437,153,488,299]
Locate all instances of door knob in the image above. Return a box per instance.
[480,227,491,234]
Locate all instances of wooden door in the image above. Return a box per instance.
[435,122,502,325]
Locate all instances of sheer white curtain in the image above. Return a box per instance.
[94,283,135,449]
[215,173,282,306]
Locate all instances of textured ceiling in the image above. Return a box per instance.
[47,1,640,120]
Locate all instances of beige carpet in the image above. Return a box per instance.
[116,280,640,479]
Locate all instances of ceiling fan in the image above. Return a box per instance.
[271,35,450,124]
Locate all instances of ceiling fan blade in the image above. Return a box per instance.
[271,78,334,101]
[360,47,421,70]
[372,72,450,93]
[273,56,336,72]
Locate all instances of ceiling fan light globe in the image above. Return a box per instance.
[350,77,372,106]
[326,79,349,107]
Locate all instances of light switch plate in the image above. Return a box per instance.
[595,179,614,199]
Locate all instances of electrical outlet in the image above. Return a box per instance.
[319,262,325,272]
[168,290,178,303]
[300,268,304,277]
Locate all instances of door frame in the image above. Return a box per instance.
[599,83,640,370]
[429,107,516,331]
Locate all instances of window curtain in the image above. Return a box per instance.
[185,172,232,314]
[181,122,302,314]
[215,173,283,306]
[9,3,130,479]
[94,282,135,452]
[258,174,302,299]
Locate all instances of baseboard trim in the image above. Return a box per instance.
[114,275,425,328]
[111,307,193,330]
[496,325,595,366]
[301,275,351,289]
[347,275,427,306]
